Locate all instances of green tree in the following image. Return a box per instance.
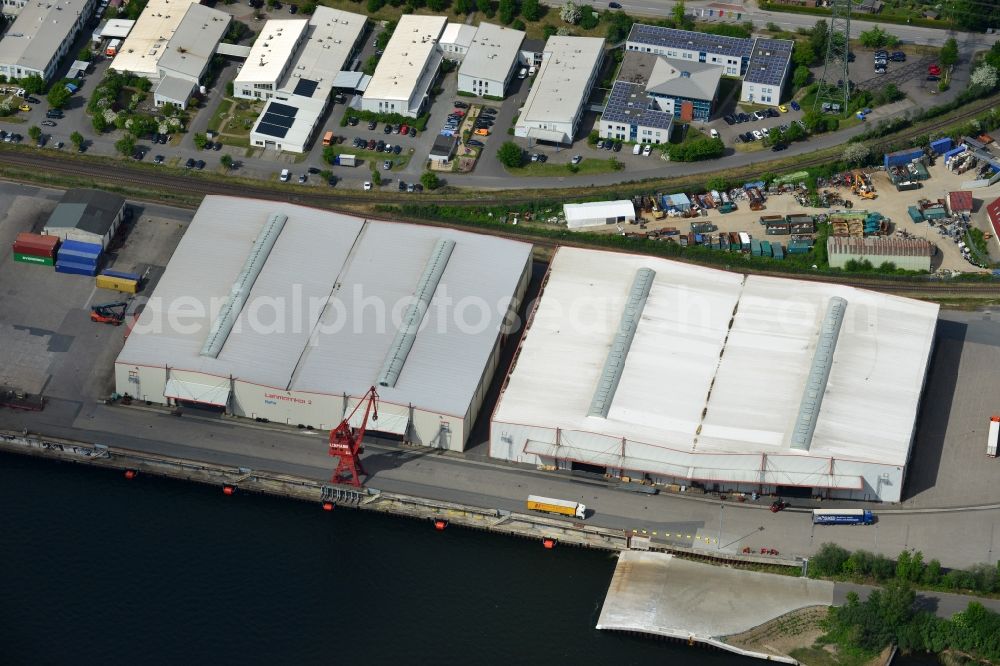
[193,133,208,150]
[92,114,108,133]
[859,26,896,48]
[922,559,942,586]
[427,0,444,9]
[579,4,599,29]
[940,37,958,68]
[77,46,93,62]
[842,142,870,164]
[115,133,136,156]
[559,0,580,24]
[367,0,385,12]
[27,125,41,142]
[605,10,633,42]
[810,543,849,576]
[499,0,516,23]
[802,109,827,133]
[522,0,540,20]
[784,121,805,142]
[21,74,45,95]
[301,0,317,12]
[497,141,524,167]
[371,169,382,186]
[220,154,234,171]
[363,55,380,75]
[809,19,828,57]
[667,136,724,161]
[945,0,1000,32]
[792,65,811,89]
[420,171,441,190]
[70,131,84,150]
[47,85,72,110]
[478,0,494,16]
[671,0,686,25]
[453,0,472,13]
[792,41,815,67]
[542,24,558,39]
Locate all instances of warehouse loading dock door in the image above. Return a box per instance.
[164,378,230,411]
[571,460,607,476]
[776,485,812,499]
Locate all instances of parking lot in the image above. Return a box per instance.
[0,182,190,404]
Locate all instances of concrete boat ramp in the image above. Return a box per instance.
[596,551,834,663]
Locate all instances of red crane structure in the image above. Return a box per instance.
[328,386,379,487]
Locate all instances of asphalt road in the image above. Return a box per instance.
[4,398,1000,571]
[833,581,1000,618]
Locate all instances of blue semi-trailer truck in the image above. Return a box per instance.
[812,509,876,525]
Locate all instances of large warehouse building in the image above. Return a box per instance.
[490,247,939,502]
[115,196,531,452]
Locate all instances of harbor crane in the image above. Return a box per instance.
[328,385,379,487]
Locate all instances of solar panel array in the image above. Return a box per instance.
[293,78,319,98]
[744,38,794,86]
[602,81,674,131]
[256,101,299,139]
[627,24,753,59]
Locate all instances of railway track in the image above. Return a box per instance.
[2,94,999,296]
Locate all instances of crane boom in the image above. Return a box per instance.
[328,386,379,487]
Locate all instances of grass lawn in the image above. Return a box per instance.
[508,157,624,177]
[207,99,232,134]
[325,146,414,170]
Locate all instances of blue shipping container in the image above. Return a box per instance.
[55,260,98,276]
[60,239,103,255]
[883,148,924,168]
[772,244,785,260]
[101,269,141,282]
[57,248,101,265]
[930,137,954,154]
[943,146,966,163]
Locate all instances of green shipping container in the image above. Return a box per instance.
[13,252,54,266]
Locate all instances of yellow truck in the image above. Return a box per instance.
[526,495,587,519]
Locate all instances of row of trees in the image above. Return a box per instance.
[810,542,1000,595]
[823,582,1000,662]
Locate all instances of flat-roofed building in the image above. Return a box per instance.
[110,0,203,78]
[361,14,447,118]
[0,0,98,81]
[115,196,532,452]
[456,22,524,98]
[740,38,793,106]
[234,20,309,100]
[491,246,938,503]
[827,236,934,272]
[514,35,605,145]
[248,7,366,153]
[598,81,673,144]
[439,22,476,59]
[147,3,230,108]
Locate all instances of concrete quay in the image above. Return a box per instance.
[597,551,835,664]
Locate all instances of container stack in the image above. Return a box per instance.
[12,232,60,266]
[55,239,102,276]
[96,269,141,293]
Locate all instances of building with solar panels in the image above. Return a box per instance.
[247,7,366,152]
[740,38,794,106]
[115,196,532,452]
[625,25,793,108]
[490,247,939,503]
[598,81,673,144]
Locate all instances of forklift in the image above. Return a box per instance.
[90,301,129,326]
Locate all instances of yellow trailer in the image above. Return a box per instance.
[96,274,138,294]
[526,495,587,519]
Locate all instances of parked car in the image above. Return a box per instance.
[474,128,489,136]
[376,140,385,151]
[400,124,409,135]
[367,139,377,150]
[642,144,652,157]
[571,155,582,165]
[41,120,56,127]
[153,155,164,164]
[288,3,297,12]
[398,180,407,191]
[709,128,720,139]
[613,142,621,152]
[890,51,906,62]
[467,139,484,148]
[383,124,392,134]
[481,107,497,114]
[778,104,788,113]
[18,104,30,112]
[790,100,800,111]
[195,160,205,170]
[454,101,469,108]
[609,1,622,6]
[383,160,392,169]
[752,129,763,140]
[723,114,735,125]
[185,158,196,168]
[308,166,321,174]
[392,144,402,154]
[349,116,359,126]
[279,168,290,181]
[213,142,222,151]
[408,127,416,137]
[771,143,788,152]
[753,110,766,120]
[363,181,372,191]
[368,120,377,130]
[604,140,613,150]
[25,96,40,104]
[767,108,780,118]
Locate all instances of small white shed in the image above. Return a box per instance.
[563,200,636,230]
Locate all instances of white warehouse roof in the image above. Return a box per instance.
[520,35,605,128]
[0,0,91,75]
[364,14,447,103]
[234,19,309,88]
[155,3,230,79]
[492,247,938,471]
[563,200,635,227]
[117,196,532,419]
[459,22,524,82]
[110,0,203,76]
[101,19,137,40]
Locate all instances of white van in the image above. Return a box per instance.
[642,144,653,157]
[279,168,290,182]
[710,128,720,139]
[518,67,528,79]
[632,143,641,155]
[528,66,537,77]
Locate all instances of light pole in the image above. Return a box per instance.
[718,504,723,550]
